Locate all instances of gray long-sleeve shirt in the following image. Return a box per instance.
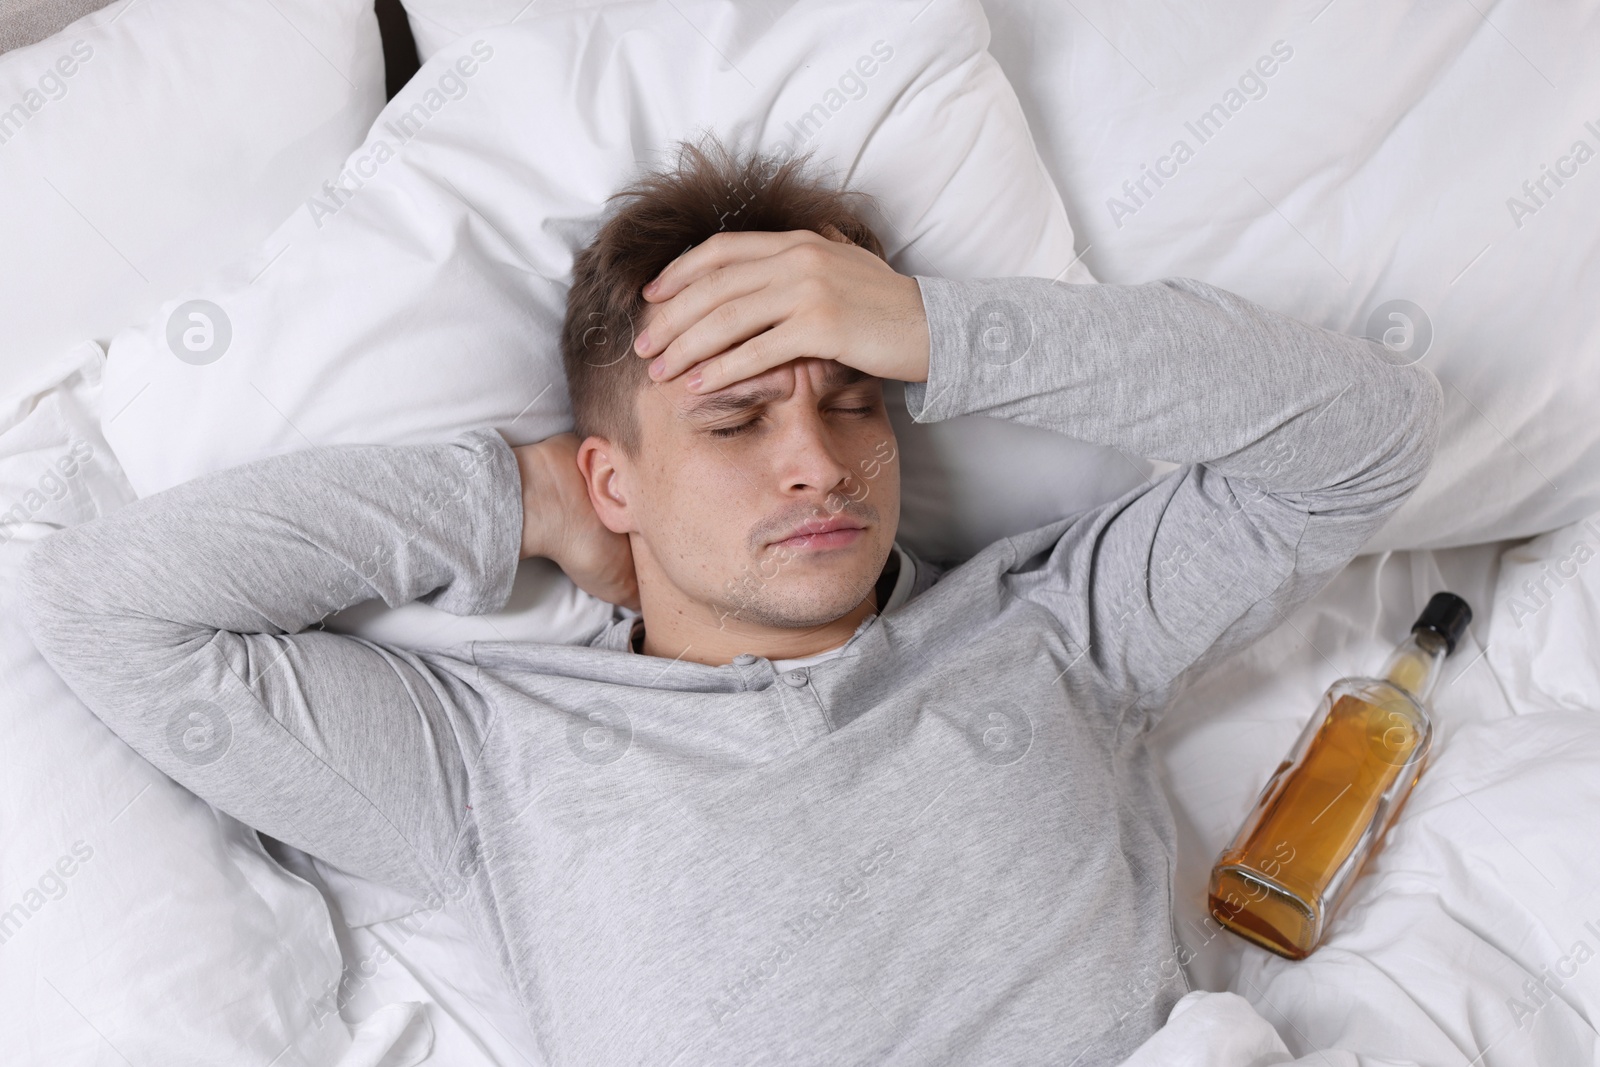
[19,274,1442,1066]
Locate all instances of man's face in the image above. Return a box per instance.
[598,309,901,633]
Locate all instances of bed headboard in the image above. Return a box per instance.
[374,0,418,98]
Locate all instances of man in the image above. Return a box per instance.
[20,136,1442,1065]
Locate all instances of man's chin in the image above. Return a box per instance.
[725,570,880,629]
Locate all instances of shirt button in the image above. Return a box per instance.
[783,669,809,687]
[733,653,757,666]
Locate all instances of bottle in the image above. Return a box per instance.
[1207,592,1473,960]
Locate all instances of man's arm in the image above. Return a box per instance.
[18,428,526,900]
[903,275,1443,726]
[615,230,1437,725]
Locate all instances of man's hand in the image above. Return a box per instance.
[632,227,930,394]
[513,433,640,612]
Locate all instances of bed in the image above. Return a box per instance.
[2,1,1597,1064]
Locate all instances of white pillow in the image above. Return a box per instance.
[97,0,1147,650]
[396,0,528,61]
[980,0,1600,552]
[0,0,385,390]
[0,344,368,1065]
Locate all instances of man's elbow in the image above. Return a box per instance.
[17,528,94,657]
[1385,362,1445,506]
[1313,360,1444,530]
[1282,357,1443,529]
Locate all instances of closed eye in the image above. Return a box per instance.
[708,404,878,440]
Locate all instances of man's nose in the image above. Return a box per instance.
[776,409,858,497]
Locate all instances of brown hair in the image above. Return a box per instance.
[560,132,887,457]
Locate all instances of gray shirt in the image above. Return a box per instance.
[19,274,1442,1066]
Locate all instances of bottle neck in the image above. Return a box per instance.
[1381,629,1448,702]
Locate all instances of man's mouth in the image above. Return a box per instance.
[769,517,867,551]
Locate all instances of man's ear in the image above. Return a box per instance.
[576,436,634,536]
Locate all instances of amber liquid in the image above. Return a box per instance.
[1208,688,1427,959]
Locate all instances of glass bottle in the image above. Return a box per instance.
[1207,592,1472,960]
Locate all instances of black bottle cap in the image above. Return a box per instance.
[1412,592,1472,655]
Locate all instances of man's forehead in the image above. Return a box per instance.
[670,360,872,422]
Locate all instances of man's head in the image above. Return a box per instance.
[560,135,902,655]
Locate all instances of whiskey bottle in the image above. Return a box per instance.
[1207,592,1473,959]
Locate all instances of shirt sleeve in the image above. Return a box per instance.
[903,275,1443,731]
[17,427,526,901]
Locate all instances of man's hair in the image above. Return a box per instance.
[561,133,887,457]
